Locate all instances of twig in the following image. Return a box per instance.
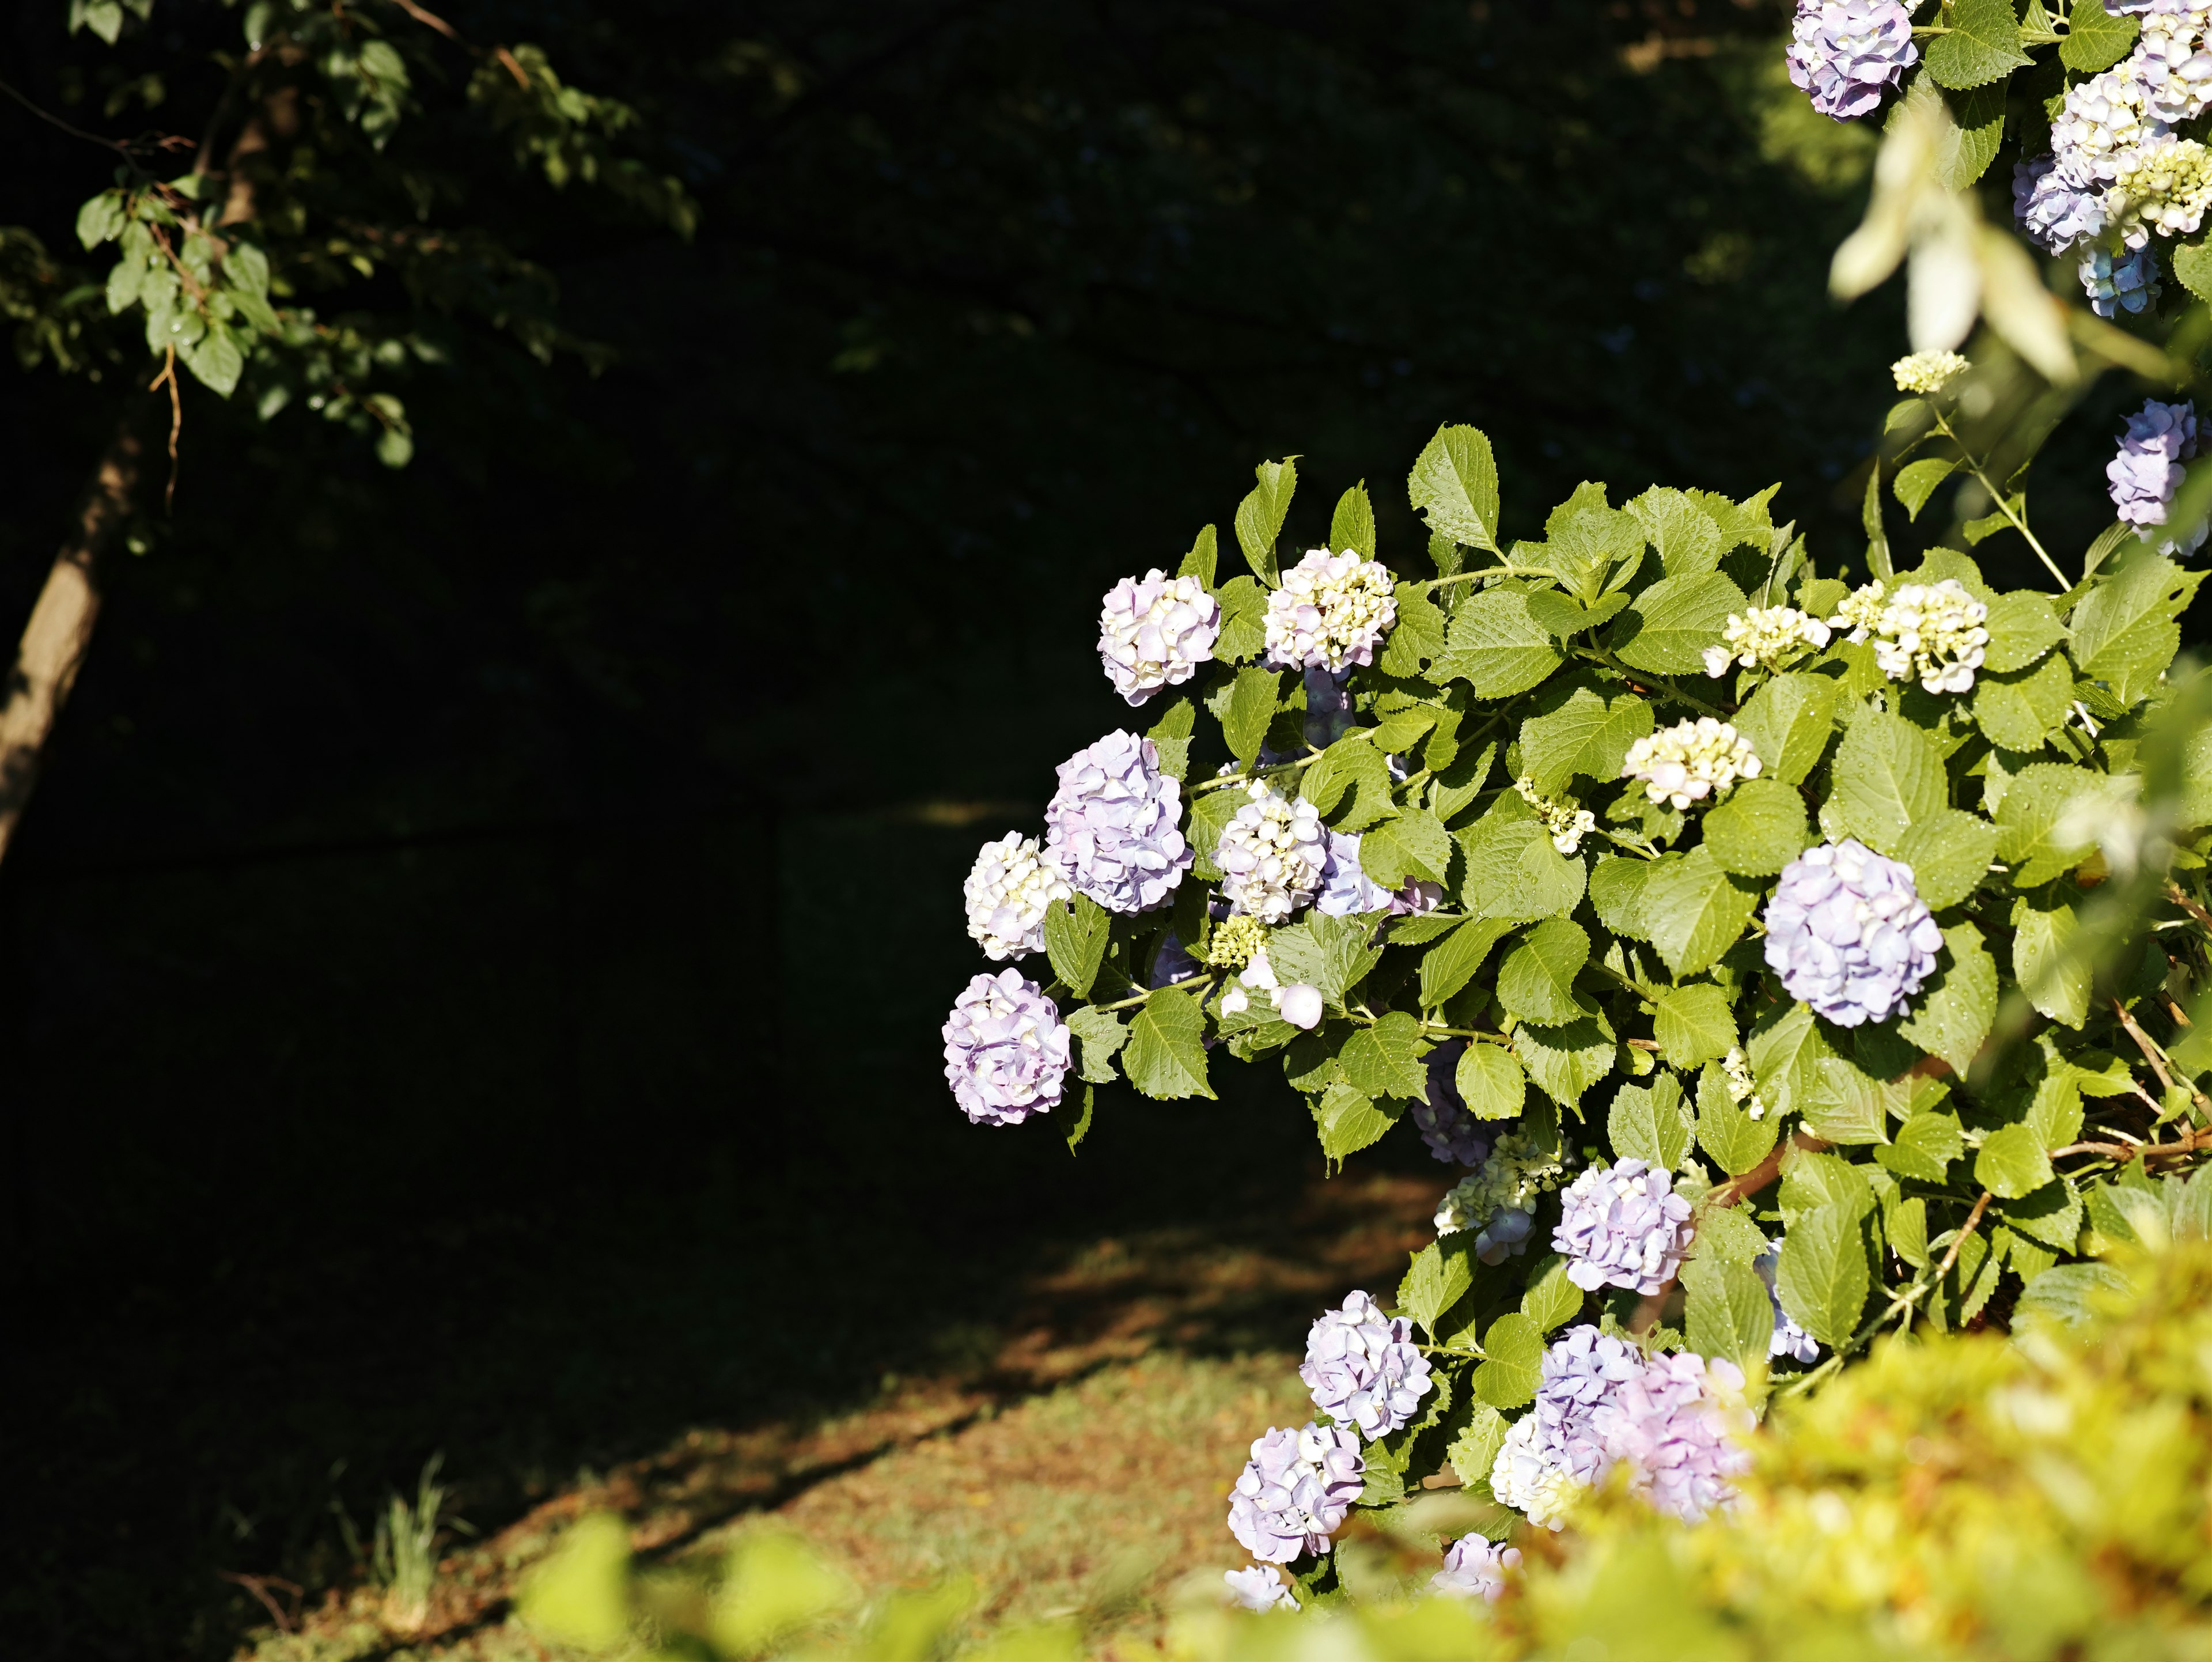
[0,73,146,161]
[1094,971,1215,1012]
[218,1572,302,1634]
[1931,1190,1993,1288]
[1191,750,1324,794]
[2051,1129,2212,1162]
[2111,995,2210,1118]
[2166,879,2212,934]
[148,345,181,512]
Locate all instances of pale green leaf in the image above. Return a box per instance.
[1234,457,1297,584]
[2060,0,2139,72]
[1683,1252,1776,1370]
[1315,1080,1400,1160]
[1408,425,1502,555]
[1897,922,1997,1074]
[1833,711,1946,853]
[1520,1253,1584,1333]
[1421,917,1514,1009]
[1176,524,1218,587]
[1641,846,1759,978]
[2012,889,2091,1027]
[1066,1006,1128,1085]
[1980,590,2067,673]
[1926,0,2033,86]
[1448,1405,1510,1488]
[1330,483,1377,560]
[1608,1070,1693,1171]
[1340,1010,1432,1102]
[1456,1042,1528,1120]
[1893,456,1958,521]
[1221,667,1283,769]
[1976,1122,2055,1199]
[1043,895,1110,997]
[1875,1108,1963,1183]
[1434,591,1565,698]
[1654,983,1737,1070]
[2070,551,2201,706]
[1611,571,1748,676]
[1695,1062,1778,1177]
[1518,686,1654,798]
[1994,763,2100,887]
[1733,671,1840,786]
[1123,985,1215,1100]
[1399,1237,1476,1334]
[1470,1312,1544,1408]
[1703,776,1809,876]
[1774,1204,1871,1350]
[1627,486,1726,578]
[1974,652,2076,752]
[1895,809,1998,910]
[1360,807,1452,888]
[1513,1008,1618,1108]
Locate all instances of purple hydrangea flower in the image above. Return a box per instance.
[1599,1350,1753,1523]
[1305,667,1357,749]
[1762,838,1942,1027]
[1043,731,1192,914]
[1222,1565,1298,1612]
[1756,1244,1821,1365]
[941,969,1071,1126]
[1786,0,1918,120]
[1430,1536,1522,1602]
[1226,1423,1364,1563]
[1097,569,1221,705]
[1312,829,1444,918]
[1300,1290,1434,1438]
[1489,1324,1643,1527]
[2108,397,2208,555]
[1553,1158,1695,1295]
[2013,157,2108,255]
[2081,244,2162,320]
[1411,1042,1494,1167]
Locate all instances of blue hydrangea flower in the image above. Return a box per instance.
[1410,1041,1494,1167]
[2108,397,2208,555]
[1489,1324,1642,1528]
[1552,1159,1695,1295]
[2080,244,2161,319]
[1762,838,1942,1027]
[1300,1290,1433,1438]
[1786,0,1917,120]
[1600,1350,1754,1523]
[1226,1423,1364,1563]
[2013,157,2108,254]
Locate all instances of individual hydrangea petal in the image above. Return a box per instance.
[1222,1566,1298,1612]
[1553,1159,1696,1295]
[1043,731,1192,914]
[963,831,1073,960]
[1836,577,1988,695]
[2080,243,2163,319]
[1098,568,1222,705]
[1277,983,1325,1030]
[1436,1131,1565,1262]
[1411,1042,1494,1167]
[1263,549,1398,672]
[1785,0,1916,120]
[1226,1422,1365,1563]
[1301,1290,1434,1439]
[941,969,1071,1126]
[1218,783,1327,924]
[1762,838,1944,1026]
[1599,1350,1754,1523]
[1700,607,1834,677]
[2109,397,2209,555]
[1514,776,1598,853]
[1756,1243,1821,1364]
[1620,717,1761,811]
[1430,1536,1521,1602]
[2013,157,2109,255]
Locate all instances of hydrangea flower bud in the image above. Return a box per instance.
[2013,157,2109,255]
[1219,946,1325,1029]
[2052,69,2165,183]
[1044,731,1192,914]
[1762,838,1942,1027]
[1218,783,1328,924]
[1226,1422,1365,1563]
[1206,913,1268,970]
[1701,607,1834,677]
[942,969,1072,1126]
[1785,0,1916,120]
[1830,579,1887,639]
[963,831,1073,960]
[1489,1325,1642,1529]
[1097,568,1221,705]
[1601,1350,1753,1523]
[2120,135,2212,236]
[2109,397,2209,555]
[1620,718,1762,810]
[1222,1566,1297,1612]
[2080,243,2162,319]
[1263,550,1398,672]
[1865,579,1989,694]
[1514,776,1598,854]
[1412,1042,1494,1166]
[1430,1536,1521,1602]
[1301,1290,1434,1438]
[1756,1243,1821,1364]
[1554,1159,1696,1294]
[1437,1131,1566,1262]
[2133,16,2212,126]
[1891,349,1971,393]
[1722,1046,1769,1122]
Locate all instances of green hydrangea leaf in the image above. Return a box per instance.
[1611,571,1748,676]
[1895,809,1998,911]
[2012,889,2092,1027]
[1221,666,1284,769]
[1976,1122,2055,1199]
[2070,551,2202,706]
[1703,775,1810,876]
[1893,456,1959,521]
[1609,1070,1693,1171]
[1875,1107,1964,1183]
[1627,486,1726,578]
[2059,0,2139,72]
[1520,1252,1585,1333]
[1457,803,1588,922]
[1514,1006,1618,1108]
[1447,1404,1510,1489]
[1733,671,1840,785]
[1654,982,1737,1070]
[1270,911,1385,1009]
[1215,575,1268,662]
[1177,524,1219,587]
[1330,483,1377,560]
[1695,1062,1778,1177]
[1340,1010,1432,1102]
[1994,763,2101,887]
[1471,1312,1544,1408]
[1519,684,1655,798]
[1361,805,1452,888]
[1496,918,1592,1026]
[1457,1040,1528,1120]
[1683,1251,1775,1370]
[1044,894,1112,997]
[1314,1080,1400,1161]
[1774,1203,1872,1349]
[1123,983,1215,1100]
[1408,424,1502,555]
[1974,652,2076,752]
[1926,0,2033,87]
[1420,917,1514,1009]
[1235,457,1297,585]
[1399,1236,1477,1335]
[1435,590,1566,697]
[1897,922,1997,1073]
[1641,846,1759,978]
[1980,590,2068,673]
[1066,1006,1128,1085]
[1834,711,1947,854]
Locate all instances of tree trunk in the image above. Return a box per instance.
[0,411,146,865]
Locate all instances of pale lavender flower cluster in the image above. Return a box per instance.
[1756,1244,1821,1365]
[1430,1536,1521,1602]
[1226,1423,1365,1563]
[1222,1565,1298,1612]
[1553,1159,1696,1295]
[1097,569,1221,705]
[1043,731,1191,914]
[1762,838,1942,1027]
[1312,828,1443,918]
[1786,0,1916,120]
[2108,397,2207,555]
[941,969,1071,1126]
[2013,157,2109,255]
[1300,1290,1434,1438]
[1489,1326,1642,1528]
[1411,1042,1494,1167]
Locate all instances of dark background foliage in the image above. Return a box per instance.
[0,0,2136,1655]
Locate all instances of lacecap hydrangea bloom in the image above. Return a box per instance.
[1600,1350,1754,1523]
[1785,0,1916,120]
[1436,1131,1566,1263]
[1490,1326,1642,1530]
[1226,1422,1364,1563]
[2080,243,2162,319]
[2109,397,2207,555]
[1097,568,1221,705]
[962,831,1071,960]
[1620,717,1762,810]
[1222,1566,1297,1612]
[1430,1536,1521,1602]
[1263,548,1397,672]
[1701,605,1833,677]
[1859,578,1990,694]
[1300,1290,1434,1438]
[1411,1043,1493,1166]
[941,969,1072,1127]
[1514,776,1597,854]
[1891,349,1971,394]
[1756,1243,1821,1364]
[1043,731,1192,914]
[2013,157,2108,255]
[1763,838,1943,1026]
[1217,783,1327,924]
[1554,1158,1696,1295]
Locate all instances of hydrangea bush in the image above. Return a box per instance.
[937,376,2212,1596]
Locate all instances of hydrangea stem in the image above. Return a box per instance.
[1926,407,2070,590]
[1094,971,1218,1012]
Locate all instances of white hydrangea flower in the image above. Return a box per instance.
[2051,68,2165,184]
[1830,580,1888,640]
[1620,718,1762,811]
[1489,1418,1587,1531]
[1514,775,1598,854]
[1722,1046,1770,1122]
[2134,13,2212,126]
[1217,782,1328,924]
[1853,578,1990,694]
[2120,135,2212,237]
[1097,567,1222,705]
[1891,350,1971,394]
[1701,606,1834,677]
[963,831,1073,960]
[1264,548,1399,672]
